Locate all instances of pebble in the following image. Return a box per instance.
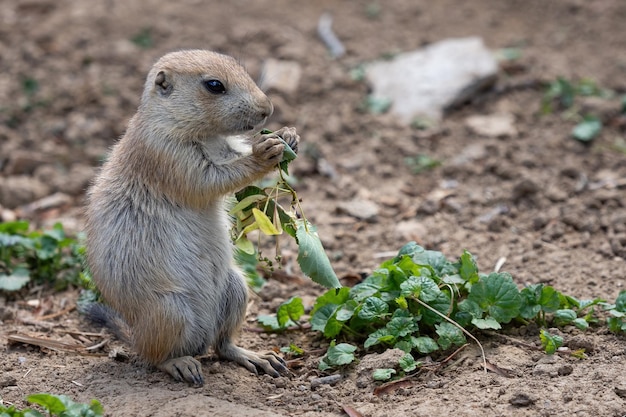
[465,113,518,138]
[337,199,379,221]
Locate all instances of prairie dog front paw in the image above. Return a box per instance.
[252,134,284,167]
[272,127,300,154]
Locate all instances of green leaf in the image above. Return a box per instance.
[435,322,466,350]
[467,272,522,324]
[458,250,479,283]
[539,329,563,354]
[572,318,589,331]
[395,296,408,310]
[234,236,255,255]
[572,117,602,142]
[386,316,419,338]
[277,297,304,327]
[412,336,439,354]
[364,328,393,349]
[311,304,339,333]
[312,287,350,315]
[349,282,380,302]
[320,342,357,369]
[372,368,396,381]
[519,284,542,319]
[615,291,626,312]
[394,339,413,353]
[323,314,344,338]
[27,394,68,415]
[280,343,304,356]
[358,296,389,321]
[400,275,441,302]
[538,285,561,313]
[252,208,280,235]
[295,220,341,289]
[458,298,483,319]
[257,314,282,330]
[0,269,31,291]
[234,247,265,291]
[0,220,29,234]
[420,291,452,326]
[336,300,358,321]
[471,316,501,330]
[607,317,626,333]
[396,242,424,258]
[278,138,297,174]
[229,194,268,215]
[553,309,577,326]
[398,353,417,372]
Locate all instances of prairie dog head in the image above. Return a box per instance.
[139,50,273,140]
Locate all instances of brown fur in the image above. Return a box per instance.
[85,50,297,385]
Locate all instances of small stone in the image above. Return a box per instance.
[614,386,626,399]
[0,376,17,388]
[310,374,341,389]
[509,393,535,407]
[465,113,517,138]
[260,59,302,96]
[0,176,51,209]
[557,365,574,376]
[16,192,73,217]
[394,220,427,243]
[337,199,379,221]
[512,179,539,201]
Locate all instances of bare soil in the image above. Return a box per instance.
[2,0,626,416]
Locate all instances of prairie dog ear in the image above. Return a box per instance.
[155,70,173,96]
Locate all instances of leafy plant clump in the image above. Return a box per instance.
[230,131,340,289]
[306,242,618,370]
[0,393,103,417]
[0,221,89,292]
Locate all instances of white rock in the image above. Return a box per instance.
[260,58,302,96]
[365,37,498,122]
[465,112,517,137]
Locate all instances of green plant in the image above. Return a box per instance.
[299,242,616,374]
[0,221,87,292]
[258,297,305,331]
[541,77,613,143]
[605,290,626,333]
[0,393,103,417]
[318,341,357,371]
[404,154,441,174]
[230,132,340,289]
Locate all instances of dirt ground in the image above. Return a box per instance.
[2,0,626,416]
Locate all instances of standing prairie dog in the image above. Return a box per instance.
[84,50,298,385]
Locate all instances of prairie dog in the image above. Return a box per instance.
[85,50,298,385]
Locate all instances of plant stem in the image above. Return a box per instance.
[412,297,487,373]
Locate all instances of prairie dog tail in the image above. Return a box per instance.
[82,303,132,344]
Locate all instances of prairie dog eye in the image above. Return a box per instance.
[203,79,226,94]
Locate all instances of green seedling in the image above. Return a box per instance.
[257,297,305,331]
[280,343,304,356]
[318,341,357,371]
